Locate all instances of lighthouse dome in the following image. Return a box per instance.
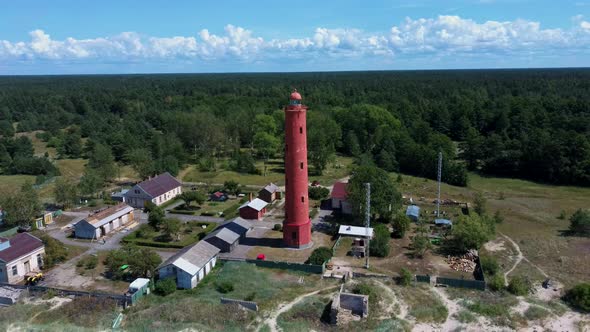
[290,90,302,100]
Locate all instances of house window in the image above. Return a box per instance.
[134,189,139,194]
[299,127,303,134]
[37,254,43,267]
[300,162,303,169]
[11,265,17,276]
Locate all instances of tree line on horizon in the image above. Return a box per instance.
[0,69,589,190]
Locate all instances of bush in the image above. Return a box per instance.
[244,292,257,301]
[216,281,234,293]
[391,212,411,238]
[507,276,532,296]
[353,283,376,298]
[307,247,332,265]
[488,274,505,292]
[273,223,283,232]
[564,283,590,312]
[569,209,590,236]
[480,256,499,276]
[524,306,550,321]
[308,186,330,200]
[85,255,98,269]
[37,233,68,268]
[155,278,177,296]
[399,268,412,286]
[135,224,155,239]
[370,223,391,257]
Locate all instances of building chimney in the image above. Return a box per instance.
[249,192,254,201]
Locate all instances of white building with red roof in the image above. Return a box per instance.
[331,182,352,215]
[124,172,182,208]
[0,233,45,284]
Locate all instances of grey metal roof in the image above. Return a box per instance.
[78,204,134,228]
[261,183,280,194]
[226,217,252,232]
[158,241,220,274]
[205,227,240,244]
[239,198,268,211]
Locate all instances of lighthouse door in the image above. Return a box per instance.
[291,232,298,245]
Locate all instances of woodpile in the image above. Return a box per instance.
[446,249,478,273]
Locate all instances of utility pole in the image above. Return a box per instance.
[365,182,371,269]
[436,151,443,218]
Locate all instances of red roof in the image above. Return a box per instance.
[0,233,44,263]
[331,182,348,200]
[213,191,224,198]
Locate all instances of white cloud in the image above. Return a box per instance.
[0,16,589,67]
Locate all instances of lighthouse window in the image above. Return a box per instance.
[285,144,288,152]
[300,162,303,169]
[301,196,305,203]
[299,127,303,134]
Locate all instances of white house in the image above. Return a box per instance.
[331,182,352,215]
[0,233,45,284]
[74,203,135,239]
[124,172,182,208]
[157,241,220,289]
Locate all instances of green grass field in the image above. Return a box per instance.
[123,261,335,331]
[396,172,590,288]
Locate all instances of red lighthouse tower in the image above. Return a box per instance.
[283,90,312,248]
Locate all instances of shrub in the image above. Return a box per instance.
[488,274,505,292]
[569,209,590,236]
[308,186,330,200]
[37,233,68,268]
[370,223,391,257]
[85,255,98,270]
[353,283,376,298]
[564,283,590,312]
[410,233,431,258]
[216,281,234,293]
[135,224,155,239]
[507,276,532,296]
[244,292,256,301]
[307,247,332,265]
[391,212,411,238]
[480,256,499,276]
[273,223,283,232]
[399,268,412,286]
[454,310,476,323]
[155,278,177,296]
[524,306,550,321]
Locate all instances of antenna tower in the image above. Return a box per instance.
[436,151,442,218]
[365,182,371,269]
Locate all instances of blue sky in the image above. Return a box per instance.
[1,0,589,74]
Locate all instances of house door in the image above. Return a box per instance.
[24,261,31,273]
